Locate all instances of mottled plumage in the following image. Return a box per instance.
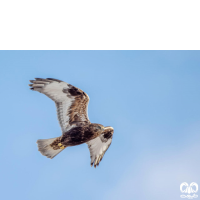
[29,78,114,167]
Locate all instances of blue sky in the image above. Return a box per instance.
[0,51,200,200]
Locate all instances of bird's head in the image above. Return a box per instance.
[101,126,114,140]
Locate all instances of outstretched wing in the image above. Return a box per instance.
[29,78,90,133]
[87,127,114,168]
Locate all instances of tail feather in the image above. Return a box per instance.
[37,137,65,159]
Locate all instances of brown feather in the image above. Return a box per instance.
[63,84,90,125]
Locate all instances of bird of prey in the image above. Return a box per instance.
[29,78,114,168]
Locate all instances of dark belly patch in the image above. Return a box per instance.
[61,126,98,146]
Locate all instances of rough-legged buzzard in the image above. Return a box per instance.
[29,78,114,168]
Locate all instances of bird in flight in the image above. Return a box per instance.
[29,78,114,168]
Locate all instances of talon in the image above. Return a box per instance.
[58,143,62,147]
[60,146,65,149]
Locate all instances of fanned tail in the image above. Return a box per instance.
[37,137,65,159]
